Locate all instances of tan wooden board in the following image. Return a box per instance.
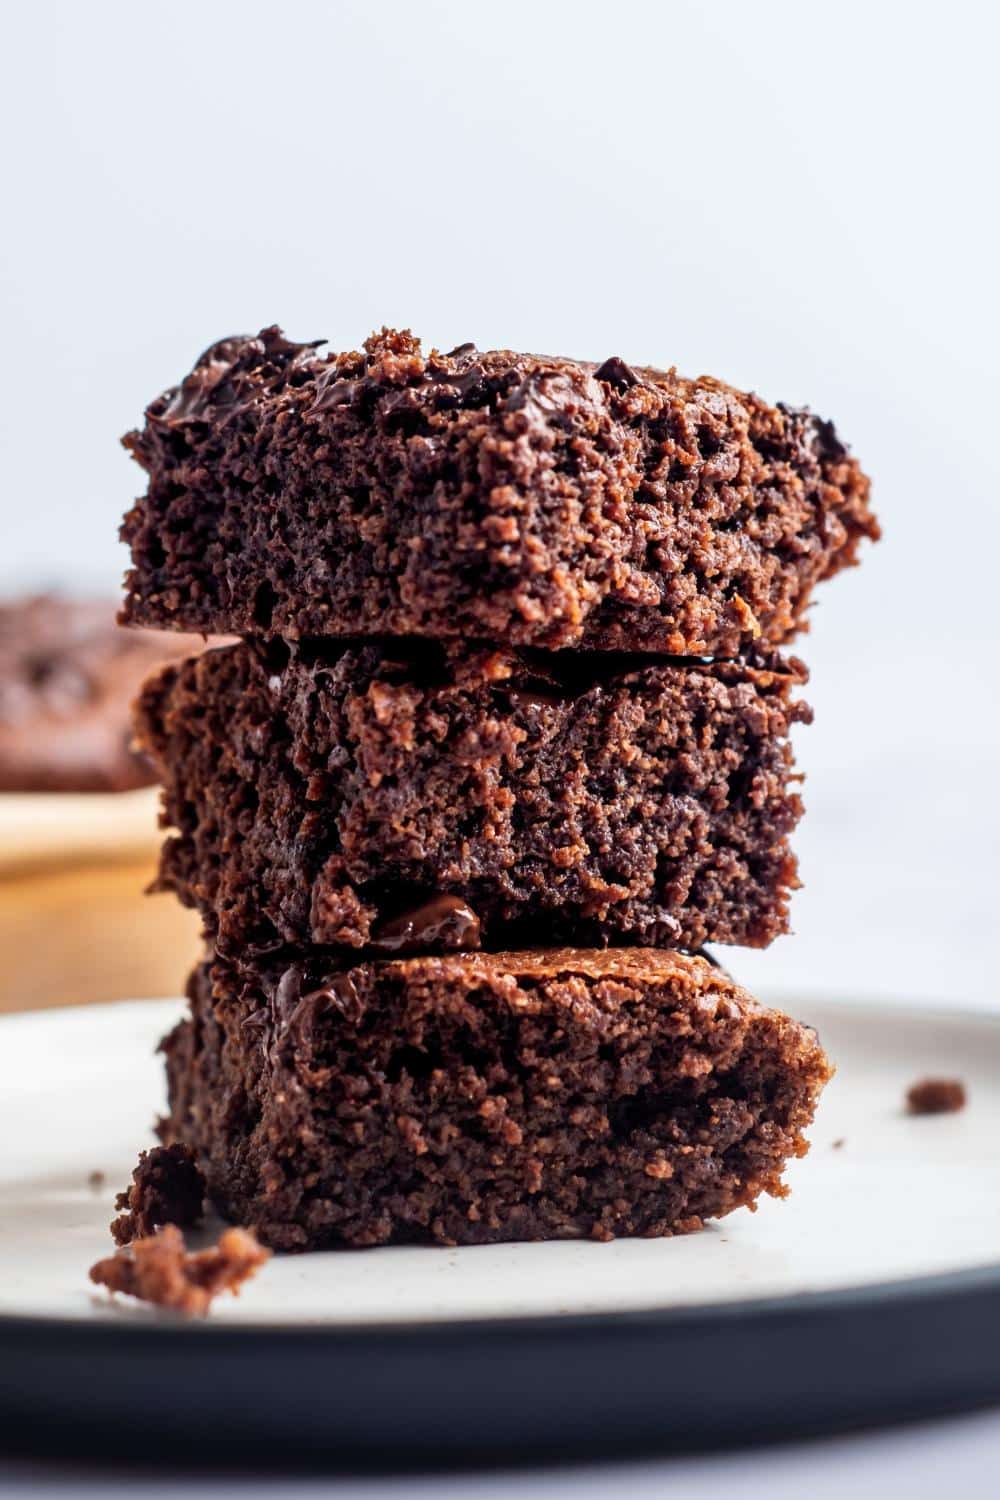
[0,788,162,874]
[0,791,199,1012]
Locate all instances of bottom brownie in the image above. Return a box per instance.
[162,949,832,1250]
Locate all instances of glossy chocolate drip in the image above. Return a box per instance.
[256,326,326,362]
[309,339,498,418]
[301,973,364,1026]
[307,369,368,415]
[160,327,325,425]
[368,896,482,956]
[272,963,303,1020]
[269,964,366,1053]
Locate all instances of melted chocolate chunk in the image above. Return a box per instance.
[307,369,368,416]
[503,686,565,715]
[257,325,326,362]
[594,355,640,390]
[369,896,482,956]
[301,973,364,1026]
[159,328,326,425]
[159,339,248,424]
[269,966,368,1051]
[505,369,597,422]
[273,962,303,1022]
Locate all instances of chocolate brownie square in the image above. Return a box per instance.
[136,640,809,956]
[161,948,832,1249]
[121,328,876,654]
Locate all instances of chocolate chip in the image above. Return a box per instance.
[594,356,640,391]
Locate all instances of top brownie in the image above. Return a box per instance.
[121,327,877,653]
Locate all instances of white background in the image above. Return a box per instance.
[2,0,999,1492]
[3,0,998,1006]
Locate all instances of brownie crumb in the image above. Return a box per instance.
[87,1170,106,1190]
[906,1078,967,1115]
[90,1224,270,1317]
[831,1138,846,1150]
[111,1144,205,1246]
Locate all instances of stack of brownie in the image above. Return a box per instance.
[119,327,877,1250]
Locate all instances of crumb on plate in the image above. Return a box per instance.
[906,1077,967,1115]
[90,1224,270,1317]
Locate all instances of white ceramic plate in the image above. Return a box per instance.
[2,993,998,1325]
[1,993,998,1461]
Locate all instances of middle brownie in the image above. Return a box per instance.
[136,640,809,957]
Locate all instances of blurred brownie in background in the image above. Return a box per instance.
[0,594,207,1011]
[0,593,205,792]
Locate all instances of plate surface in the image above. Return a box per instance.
[2,994,999,1461]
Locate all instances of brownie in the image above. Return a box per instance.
[136,640,809,956]
[160,948,832,1250]
[0,594,206,793]
[120,327,877,654]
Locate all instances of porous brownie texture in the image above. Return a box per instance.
[0,594,206,793]
[136,640,809,956]
[121,327,877,654]
[160,948,832,1249]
